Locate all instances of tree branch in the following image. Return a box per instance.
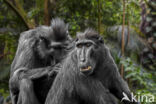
[4,0,35,29]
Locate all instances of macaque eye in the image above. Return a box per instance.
[39,36,50,46]
[86,43,92,47]
[40,36,46,41]
[77,44,83,48]
[53,46,62,50]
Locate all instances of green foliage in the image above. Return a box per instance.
[120,57,156,103]
[0,33,17,96]
[0,87,9,98]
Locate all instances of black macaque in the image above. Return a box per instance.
[45,29,139,104]
[9,18,72,104]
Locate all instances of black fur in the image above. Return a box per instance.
[9,18,72,104]
[45,29,139,104]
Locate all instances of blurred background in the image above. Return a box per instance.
[0,0,155,104]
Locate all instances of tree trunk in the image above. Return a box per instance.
[121,0,126,77]
[44,0,50,26]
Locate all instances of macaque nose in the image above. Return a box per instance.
[80,57,85,62]
[80,47,86,62]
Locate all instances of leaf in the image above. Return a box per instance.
[125,72,137,78]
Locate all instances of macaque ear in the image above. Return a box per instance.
[98,37,104,43]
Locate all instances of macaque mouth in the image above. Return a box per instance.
[80,66,92,72]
